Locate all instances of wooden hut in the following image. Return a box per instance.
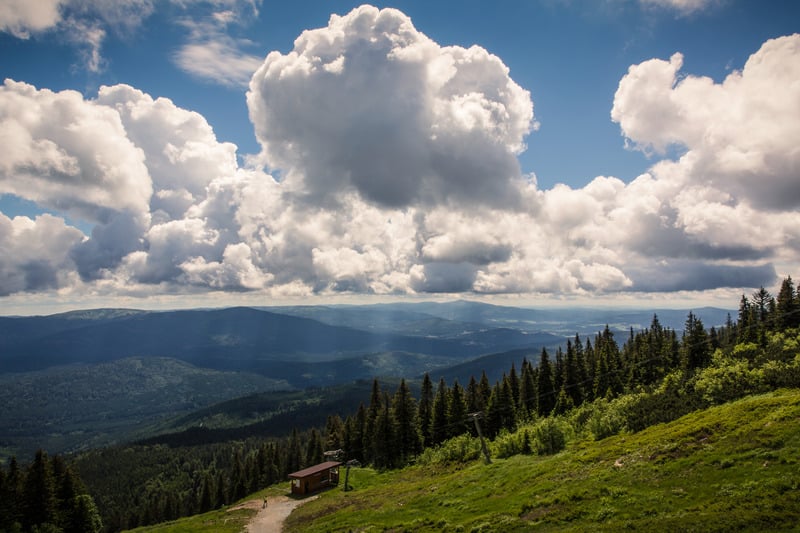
[288,461,342,495]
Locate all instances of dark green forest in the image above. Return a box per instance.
[2,276,799,532]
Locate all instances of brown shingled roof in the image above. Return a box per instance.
[288,461,342,479]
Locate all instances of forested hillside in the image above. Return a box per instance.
[1,277,798,532]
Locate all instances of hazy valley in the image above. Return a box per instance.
[0,301,730,461]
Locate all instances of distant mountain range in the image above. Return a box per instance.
[0,304,565,380]
[0,301,732,459]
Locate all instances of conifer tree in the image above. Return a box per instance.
[372,393,396,469]
[431,378,450,446]
[214,470,227,508]
[507,363,520,409]
[286,428,303,474]
[553,347,565,393]
[0,461,20,531]
[593,343,611,400]
[364,380,383,463]
[572,336,589,403]
[596,326,623,397]
[448,380,468,438]
[537,348,556,416]
[777,275,798,328]
[484,381,503,438]
[324,415,345,451]
[499,376,517,431]
[752,287,773,325]
[198,474,213,514]
[681,311,710,370]
[305,428,324,465]
[518,359,538,420]
[353,403,368,463]
[478,371,492,413]
[417,373,434,448]
[563,339,584,407]
[644,315,665,384]
[583,338,596,401]
[737,294,754,343]
[342,415,356,462]
[665,328,681,370]
[23,449,57,531]
[466,375,483,414]
[230,449,247,501]
[392,379,421,463]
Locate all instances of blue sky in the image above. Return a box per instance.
[0,0,798,314]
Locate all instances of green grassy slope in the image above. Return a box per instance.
[284,389,800,532]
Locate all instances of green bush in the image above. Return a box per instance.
[761,360,800,389]
[694,359,765,405]
[416,434,481,466]
[530,417,570,455]
[492,428,526,459]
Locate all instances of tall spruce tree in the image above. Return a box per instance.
[372,393,396,469]
[417,373,434,448]
[681,311,710,371]
[305,428,324,466]
[583,338,596,401]
[466,375,483,414]
[286,429,303,474]
[324,415,345,451]
[23,449,57,531]
[364,380,383,463]
[519,358,538,420]
[484,381,504,438]
[507,364,520,409]
[0,458,21,531]
[448,380,468,438]
[537,348,556,416]
[478,371,492,413]
[777,275,798,328]
[353,403,368,463]
[431,378,450,446]
[392,379,421,463]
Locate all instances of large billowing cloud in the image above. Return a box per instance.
[610,34,800,287]
[0,7,797,302]
[247,5,535,209]
[613,35,800,211]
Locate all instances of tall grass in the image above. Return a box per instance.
[286,389,800,532]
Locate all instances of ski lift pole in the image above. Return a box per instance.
[468,412,492,464]
[343,459,360,492]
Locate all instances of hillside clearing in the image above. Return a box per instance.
[285,389,800,532]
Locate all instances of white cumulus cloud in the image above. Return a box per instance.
[247,5,535,209]
[0,6,798,302]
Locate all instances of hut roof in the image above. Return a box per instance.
[288,461,342,479]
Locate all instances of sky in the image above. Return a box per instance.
[0,0,798,315]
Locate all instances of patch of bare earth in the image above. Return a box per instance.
[236,495,319,533]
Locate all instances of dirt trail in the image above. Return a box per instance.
[239,494,318,533]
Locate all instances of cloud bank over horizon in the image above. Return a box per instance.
[0,5,797,305]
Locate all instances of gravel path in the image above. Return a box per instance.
[243,494,318,533]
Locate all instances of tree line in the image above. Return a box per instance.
[0,449,102,533]
[3,276,798,532]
